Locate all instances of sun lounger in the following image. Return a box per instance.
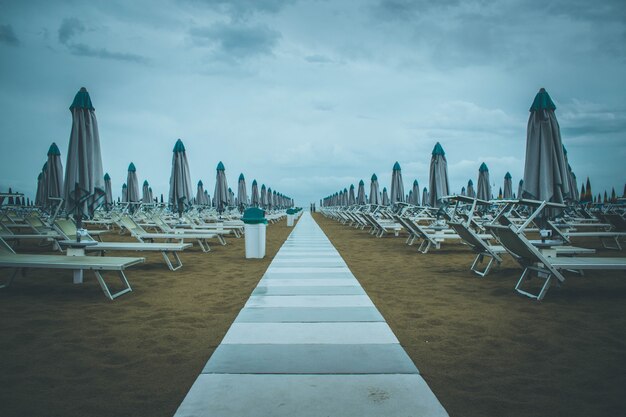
[117,215,219,253]
[0,238,144,300]
[53,219,192,271]
[485,224,626,301]
[152,215,230,244]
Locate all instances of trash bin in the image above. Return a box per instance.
[286,208,296,227]
[242,207,267,258]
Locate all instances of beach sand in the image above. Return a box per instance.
[0,221,292,417]
[313,213,626,417]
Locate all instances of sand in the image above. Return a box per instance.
[0,221,292,417]
[312,213,626,417]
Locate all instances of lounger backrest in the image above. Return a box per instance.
[448,221,489,252]
[0,237,16,254]
[53,219,96,242]
[25,216,46,229]
[0,223,12,234]
[485,224,538,263]
[119,216,145,235]
[151,216,171,231]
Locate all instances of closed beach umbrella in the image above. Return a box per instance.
[169,139,193,214]
[267,187,273,210]
[237,173,247,212]
[342,188,348,206]
[196,180,205,205]
[121,183,128,202]
[412,180,420,205]
[204,190,209,206]
[251,180,259,207]
[477,162,491,200]
[467,179,475,198]
[348,184,356,205]
[63,87,105,226]
[461,186,466,196]
[46,142,64,208]
[382,187,389,206]
[126,162,140,204]
[428,142,449,208]
[357,180,366,205]
[422,187,429,206]
[521,88,570,204]
[35,171,45,206]
[390,162,404,205]
[518,180,524,200]
[503,172,513,199]
[569,171,579,202]
[227,187,234,207]
[213,161,228,213]
[148,187,153,202]
[260,184,267,209]
[142,180,151,204]
[369,174,380,205]
[104,173,112,209]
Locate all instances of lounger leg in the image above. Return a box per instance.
[418,240,431,254]
[515,267,553,301]
[161,251,183,271]
[217,234,227,246]
[471,254,497,277]
[94,270,133,300]
[601,236,621,250]
[197,239,211,253]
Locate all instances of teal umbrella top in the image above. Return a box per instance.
[37,172,43,180]
[371,173,377,181]
[505,172,512,179]
[217,161,225,171]
[198,180,203,186]
[228,187,232,192]
[359,179,364,185]
[479,162,489,172]
[143,180,149,186]
[252,179,257,185]
[261,184,266,190]
[47,142,61,156]
[529,87,556,112]
[519,179,524,185]
[104,173,110,181]
[173,138,185,153]
[122,183,127,189]
[69,87,94,111]
[239,173,245,180]
[128,162,136,172]
[350,184,354,190]
[423,187,428,192]
[383,187,387,191]
[43,161,48,171]
[468,179,473,186]
[413,179,418,186]
[393,161,401,171]
[432,142,445,156]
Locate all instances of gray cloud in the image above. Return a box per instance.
[305,54,335,64]
[372,0,462,21]
[67,43,150,64]
[0,24,19,46]
[190,23,281,59]
[187,0,296,20]
[58,17,85,44]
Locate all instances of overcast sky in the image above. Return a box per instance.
[1,0,624,205]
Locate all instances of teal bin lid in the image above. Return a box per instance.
[286,208,296,215]
[243,207,267,224]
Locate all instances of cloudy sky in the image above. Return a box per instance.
[1,0,624,204]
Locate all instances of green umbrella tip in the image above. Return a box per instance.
[143,180,149,186]
[413,179,418,186]
[423,187,428,192]
[519,179,524,185]
[359,179,364,185]
[529,87,556,112]
[261,184,266,189]
[383,187,387,191]
[37,172,43,180]
[128,162,136,172]
[371,173,377,181]
[198,180,203,186]
[479,162,489,172]
[344,188,348,192]
[149,187,152,192]
[505,172,512,179]
[350,184,354,189]
[104,173,110,181]
[393,161,401,171]
[69,87,95,111]
[252,179,257,185]
[228,187,232,192]
[173,139,186,153]
[42,161,48,170]
[432,142,445,156]
[468,179,473,186]
[217,161,225,171]
[239,173,245,181]
[47,142,61,156]
[122,183,127,188]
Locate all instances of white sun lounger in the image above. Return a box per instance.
[0,238,144,300]
[151,215,230,245]
[486,224,626,301]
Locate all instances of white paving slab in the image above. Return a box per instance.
[245,295,374,308]
[258,278,359,286]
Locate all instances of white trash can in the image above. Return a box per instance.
[243,208,267,259]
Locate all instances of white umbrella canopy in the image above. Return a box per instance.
[121,183,128,202]
[411,180,420,205]
[517,179,524,200]
[237,173,247,212]
[369,174,380,205]
[521,88,571,204]
[204,190,209,206]
[503,172,513,199]
[476,162,492,200]
[63,87,105,220]
[148,187,153,202]
[126,162,140,204]
[104,173,112,209]
[382,187,389,206]
[422,187,429,206]
[356,180,366,205]
[213,161,229,213]
[142,180,151,204]
[260,184,267,209]
[348,184,356,205]
[428,142,450,208]
[267,187,274,209]
[342,188,348,206]
[461,186,466,196]
[228,187,235,207]
[251,179,259,207]
[196,180,206,205]
[467,179,475,198]
[46,142,64,208]
[169,139,194,214]
[390,162,405,205]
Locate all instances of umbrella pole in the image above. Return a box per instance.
[74,183,82,242]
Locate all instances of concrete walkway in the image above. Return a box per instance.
[174,212,448,417]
